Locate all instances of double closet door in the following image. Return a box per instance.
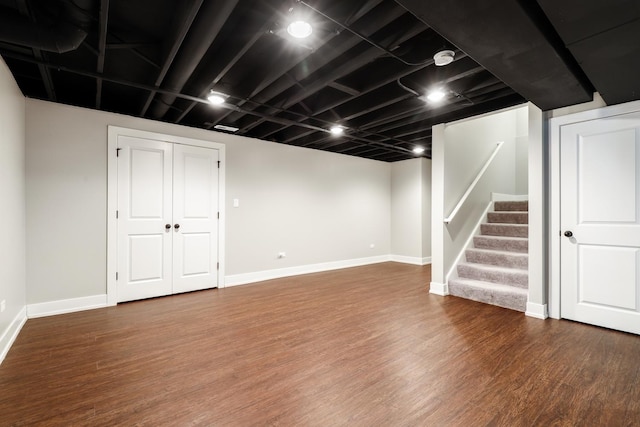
[117,136,219,303]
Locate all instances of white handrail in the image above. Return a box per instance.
[443,141,504,224]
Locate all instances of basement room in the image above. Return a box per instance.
[1,0,639,424]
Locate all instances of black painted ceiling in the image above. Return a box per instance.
[0,0,638,161]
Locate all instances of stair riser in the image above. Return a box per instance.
[466,250,528,269]
[494,201,528,212]
[474,236,528,253]
[481,224,528,238]
[487,212,528,224]
[449,282,527,312]
[457,264,528,289]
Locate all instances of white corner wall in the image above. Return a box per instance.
[421,159,432,261]
[25,99,392,305]
[526,102,547,318]
[390,158,431,265]
[515,107,529,194]
[0,57,27,363]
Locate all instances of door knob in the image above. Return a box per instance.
[564,230,573,238]
[174,224,180,229]
[165,224,171,230]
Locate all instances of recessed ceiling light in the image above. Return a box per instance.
[413,146,425,154]
[287,20,312,39]
[427,89,446,102]
[330,125,344,135]
[434,50,455,66]
[207,90,227,105]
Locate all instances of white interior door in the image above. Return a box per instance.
[560,111,640,334]
[117,136,173,302]
[172,144,219,293]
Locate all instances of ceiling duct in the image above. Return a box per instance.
[0,0,95,54]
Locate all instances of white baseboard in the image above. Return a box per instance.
[390,255,432,265]
[0,307,27,365]
[225,255,392,287]
[27,294,108,319]
[525,302,548,319]
[429,281,449,296]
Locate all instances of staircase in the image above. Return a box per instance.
[448,200,528,312]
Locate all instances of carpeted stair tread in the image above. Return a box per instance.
[449,278,527,312]
[466,248,528,269]
[457,262,528,288]
[474,235,528,253]
[481,223,528,238]
[487,211,528,224]
[494,200,528,212]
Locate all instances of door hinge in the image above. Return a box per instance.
[116,148,122,157]
[116,272,119,280]
[217,160,220,168]
[217,212,220,219]
[116,210,119,219]
[217,262,219,270]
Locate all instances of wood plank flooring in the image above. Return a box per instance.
[1,262,639,426]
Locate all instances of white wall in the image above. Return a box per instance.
[548,92,606,119]
[25,99,392,304]
[0,57,26,361]
[390,158,431,264]
[225,134,390,276]
[431,106,527,288]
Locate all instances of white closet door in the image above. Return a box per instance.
[117,136,173,302]
[172,144,220,294]
[560,111,640,335]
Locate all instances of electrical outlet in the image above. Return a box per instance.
[0,300,5,313]
[369,243,375,248]
[278,252,286,259]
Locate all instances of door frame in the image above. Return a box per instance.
[549,100,640,319]
[107,126,226,306]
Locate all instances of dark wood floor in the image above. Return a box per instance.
[1,262,639,426]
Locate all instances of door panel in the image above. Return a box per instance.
[578,129,637,223]
[182,233,211,276]
[560,112,640,334]
[130,148,166,218]
[128,235,165,282]
[579,245,638,310]
[117,136,173,302]
[172,144,219,294]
